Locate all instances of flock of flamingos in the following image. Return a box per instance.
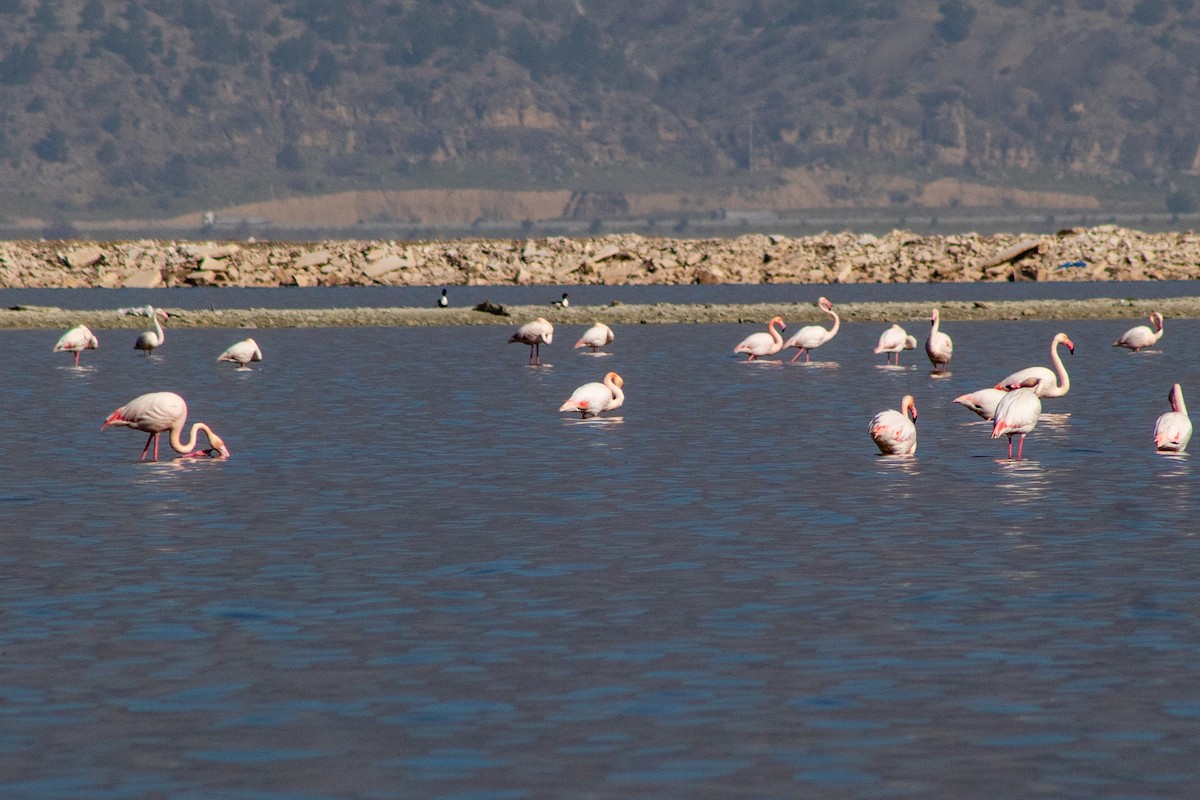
[50,296,1186,462]
[508,297,1186,460]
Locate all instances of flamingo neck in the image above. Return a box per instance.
[1047,341,1070,396]
[152,314,164,343]
[825,308,840,339]
[769,319,783,344]
[169,421,214,454]
[1173,387,1188,416]
[606,380,625,411]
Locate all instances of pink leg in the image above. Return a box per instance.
[1016,435,1025,460]
[74,352,81,367]
[140,433,154,461]
[1006,436,1014,460]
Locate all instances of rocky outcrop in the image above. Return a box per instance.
[1,226,1197,289]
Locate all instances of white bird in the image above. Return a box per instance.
[217,338,263,369]
[953,388,1006,421]
[133,307,168,355]
[734,316,786,360]
[118,305,157,317]
[574,322,614,353]
[784,297,839,363]
[559,371,625,418]
[1154,383,1192,453]
[874,324,917,365]
[869,394,918,455]
[995,332,1074,398]
[102,391,230,461]
[509,317,554,365]
[925,308,953,373]
[438,288,449,308]
[991,377,1043,460]
[53,325,99,367]
[1113,311,1164,351]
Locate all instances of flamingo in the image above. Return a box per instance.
[438,288,449,308]
[133,307,168,355]
[734,316,786,360]
[510,317,554,365]
[995,332,1074,398]
[217,338,263,369]
[870,394,918,455]
[1113,311,1164,351]
[1154,383,1192,452]
[784,297,839,362]
[953,388,1006,421]
[53,325,99,366]
[991,377,1043,459]
[102,391,230,461]
[559,371,625,418]
[574,322,614,353]
[925,309,953,373]
[874,324,917,365]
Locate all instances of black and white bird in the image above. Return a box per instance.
[554,292,570,308]
[438,288,449,308]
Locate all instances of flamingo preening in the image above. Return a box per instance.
[784,297,839,363]
[995,332,1074,398]
[991,377,1043,459]
[559,371,625,418]
[869,394,918,455]
[734,316,786,360]
[102,391,230,461]
[53,325,99,367]
[1113,311,1164,352]
[217,338,263,369]
[510,318,554,365]
[1154,383,1192,453]
[874,324,917,365]
[574,322,614,353]
[953,388,1006,421]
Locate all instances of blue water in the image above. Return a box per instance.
[1,306,1199,798]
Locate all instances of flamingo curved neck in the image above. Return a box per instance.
[170,421,215,454]
[769,319,783,344]
[1173,388,1188,416]
[1046,340,1070,396]
[824,307,840,339]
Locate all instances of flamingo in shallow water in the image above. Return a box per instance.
[874,324,917,365]
[953,388,1006,421]
[734,316,786,360]
[925,309,953,373]
[217,338,263,369]
[53,325,98,366]
[133,307,168,355]
[995,332,1074,398]
[784,297,839,362]
[574,322,614,353]
[510,317,554,365]
[102,391,230,461]
[559,371,625,418]
[869,394,918,455]
[991,377,1043,459]
[1113,311,1164,352]
[1154,383,1192,452]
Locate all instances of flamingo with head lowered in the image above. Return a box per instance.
[218,338,263,369]
[784,297,839,362]
[560,371,625,418]
[574,322,614,353]
[925,309,953,373]
[53,325,99,366]
[991,377,1043,459]
[734,316,786,360]
[102,391,230,461]
[510,317,554,365]
[870,394,918,455]
[1113,311,1164,352]
[996,332,1074,398]
[874,324,917,365]
[1154,383,1192,453]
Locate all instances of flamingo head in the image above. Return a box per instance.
[771,315,786,331]
[1151,311,1164,331]
[930,308,939,325]
[1169,383,1184,411]
[1005,376,1042,392]
[101,409,124,430]
[901,394,917,422]
[153,307,169,321]
[817,297,833,311]
[186,430,230,459]
[1056,333,1075,354]
[606,372,624,389]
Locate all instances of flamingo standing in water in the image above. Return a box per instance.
[874,324,917,365]
[574,322,614,353]
[953,388,1006,421]
[1113,311,1164,352]
[560,371,625,418]
[133,307,168,355]
[925,309,953,373]
[734,316,786,360]
[217,338,263,369]
[53,325,98,366]
[784,297,839,362]
[995,332,1074,398]
[991,377,1043,459]
[510,317,554,365]
[102,391,230,461]
[1154,383,1192,452]
[869,394,918,455]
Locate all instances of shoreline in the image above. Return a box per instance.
[2,296,1192,329]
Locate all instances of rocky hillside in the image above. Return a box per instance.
[2,0,1199,224]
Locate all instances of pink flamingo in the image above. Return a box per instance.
[574,322,614,353]
[953,388,1006,421]
[874,324,917,365]
[133,307,169,355]
[559,371,625,418]
[1113,311,1164,352]
[102,391,230,461]
[784,297,839,362]
[991,377,1043,459]
[734,316,786,360]
[510,317,554,365]
[925,309,953,373]
[217,338,263,369]
[869,394,918,455]
[53,325,99,366]
[1154,383,1192,452]
[995,332,1074,398]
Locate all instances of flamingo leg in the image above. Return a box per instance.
[1006,435,1014,460]
[788,350,802,363]
[140,433,154,461]
[1016,435,1026,460]
[73,351,81,367]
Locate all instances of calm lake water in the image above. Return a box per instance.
[2,292,1199,798]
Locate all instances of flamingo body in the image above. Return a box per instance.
[870,395,918,455]
[217,338,263,368]
[510,317,554,365]
[925,309,953,372]
[953,388,1006,421]
[53,325,99,366]
[991,378,1043,459]
[996,333,1074,398]
[102,391,230,461]
[784,297,839,362]
[874,324,917,365]
[1114,312,1164,351]
[574,322,614,352]
[559,371,625,418]
[1154,383,1192,452]
[734,316,786,360]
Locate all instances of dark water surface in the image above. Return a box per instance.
[2,310,1199,798]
